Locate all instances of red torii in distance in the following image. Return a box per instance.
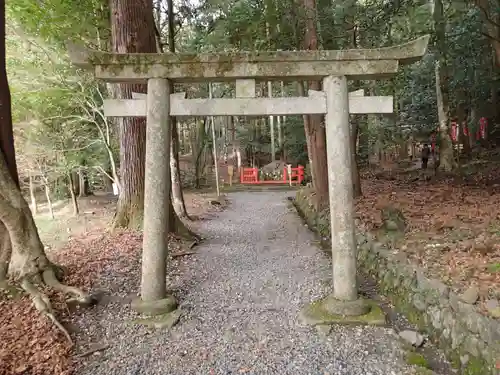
[240,165,305,184]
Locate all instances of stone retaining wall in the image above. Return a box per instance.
[294,189,500,375]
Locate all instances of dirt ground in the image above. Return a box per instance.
[33,191,221,251]
[3,164,500,374]
[356,159,500,312]
[0,190,226,375]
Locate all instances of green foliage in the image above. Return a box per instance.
[186,0,497,156]
[7,0,498,196]
[7,0,109,47]
[7,4,117,197]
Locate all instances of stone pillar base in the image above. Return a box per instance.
[131,295,177,316]
[299,295,386,327]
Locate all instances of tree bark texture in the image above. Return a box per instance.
[434,0,454,172]
[170,120,189,218]
[476,0,500,67]
[110,0,157,229]
[68,173,79,216]
[0,0,91,334]
[350,116,362,198]
[0,0,18,282]
[164,0,189,220]
[301,0,329,209]
[297,82,316,185]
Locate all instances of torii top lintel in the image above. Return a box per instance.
[68,35,429,83]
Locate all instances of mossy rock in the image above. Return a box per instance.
[299,297,386,327]
[381,206,407,233]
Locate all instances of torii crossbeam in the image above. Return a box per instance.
[68,36,430,320]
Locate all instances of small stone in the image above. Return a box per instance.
[385,220,400,231]
[459,286,479,304]
[398,330,425,347]
[485,299,500,318]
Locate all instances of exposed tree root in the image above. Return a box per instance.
[75,343,110,358]
[174,219,201,242]
[0,159,92,343]
[42,268,94,305]
[20,278,73,345]
[172,250,196,258]
[0,90,93,347]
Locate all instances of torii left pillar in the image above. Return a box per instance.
[131,78,177,315]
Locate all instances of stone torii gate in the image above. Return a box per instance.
[69,35,429,320]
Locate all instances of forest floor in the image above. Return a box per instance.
[2,153,500,375]
[58,191,427,375]
[0,190,226,375]
[356,152,500,314]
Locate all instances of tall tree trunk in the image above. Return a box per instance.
[0,0,16,283]
[0,0,90,323]
[470,106,479,149]
[476,0,500,67]
[457,92,471,156]
[279,81,285,154]
[103,170,114,192]
[29,172,37,215]
[297,82,315,184]
[68,173,79,216]
[192,120,207,189]
[111,0,157,229]
[165,0,189,219]
[170,130,188,218]
[434,0,454,172]
[301,0,329,209]
[78,167,91,197]
[351,116,362,198]
[44,183,54,220]
[348,12,362,198]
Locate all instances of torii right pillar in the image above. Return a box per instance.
[300,76,389,324]
[324,76,356,301]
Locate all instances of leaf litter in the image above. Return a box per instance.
[0,192,226,375]
[356,166,500,308]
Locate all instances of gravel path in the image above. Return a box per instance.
[77,191,416,375]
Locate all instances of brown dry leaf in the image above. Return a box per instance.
[356,165,500,300]
[0,192,222,375]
